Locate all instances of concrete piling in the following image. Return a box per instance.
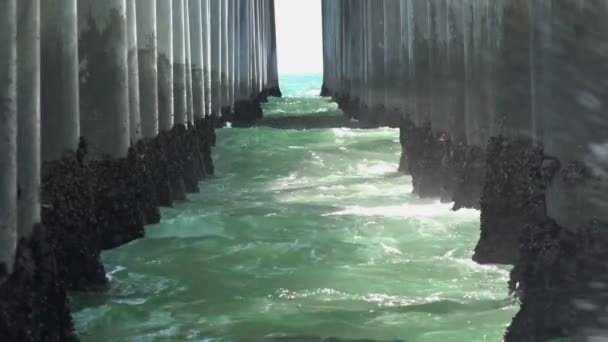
[0,0,279,339]
[0,0,18,281]
[322,1,608,339]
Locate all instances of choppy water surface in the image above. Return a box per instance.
[73,74,517,341]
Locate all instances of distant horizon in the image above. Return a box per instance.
[275,0,324,75]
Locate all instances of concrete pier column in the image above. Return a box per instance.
[127,0,142,143]
[17,0,41,238]
[232,0,262,126]
[321,0,330,96]
[237,0,250,102]
[136,0,159,138]
[78,0,130,159]
[40,0,80,161]
[184,0,194,124]
[261,0,270,96]
[267,0,281,97]
[428,0,449,137]
[157,0,174,131]
[220,0,230,111]
[251,0,261,96]
[189,0,204,120]
[382,0,402,126]
[463,0,490,149]
[40,0,108,291]
[227,0,235,108]
[172,0,187,126]
[402,0,444,198]
[173,0,199,192]
[365,0,385,127]
[209,0,222,117]
[335,0,349,109]
[435,0,468,205]
[0,0,17,277]
[201,0,211,117]
[445,1,466,143]
[233,0,240,106]
[397,0,411,173]
[475,0,540,265]
[347,0,364,120]
[507,1,608,340]
[79,0,150,249]
[450,0,487,210]
[249,0,258,97]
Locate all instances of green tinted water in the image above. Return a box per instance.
[73,74,517,342]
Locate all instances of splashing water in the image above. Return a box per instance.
[72,74,517,342]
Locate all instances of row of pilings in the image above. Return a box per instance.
[0,0,280,340]
[322,0,608,340]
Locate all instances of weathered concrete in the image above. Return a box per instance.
[475,0,540,265]
[78,0,130,159]
[127,0,142,143]
[184,0,194,124]
[172,0,187,126]
[220,0,230,112]
[209,0,222,117]
[137,0,159,139]
[507,1,608,340]
[17,0,41,239]
[1,0,277,339]
[157,0,174,132]
[201,0,212,117]
[0,0,18,280]
[189,0,204,120]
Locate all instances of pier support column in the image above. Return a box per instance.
[475,0,540,265]
[172,0,199,193]
[508,1,608,339]
[233,0,262,126]
[173,0,187,127]
[79,0,147,250]
[210,0,222,119]
[158,0,188,201]
[138,0,172,208]
[201,0,212,118]
[453,0,489,210]
[0,0,17,283]
[220,0,230,115]
[403,0,443,198]
[38,0,107,291]
[381,0,402,127]
[267,0,281,97]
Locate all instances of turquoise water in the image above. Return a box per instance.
[73,74,517,341]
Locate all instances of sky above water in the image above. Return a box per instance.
[275,0,324,74]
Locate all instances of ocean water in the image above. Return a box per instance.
[72,74,517,342]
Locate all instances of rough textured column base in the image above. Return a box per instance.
[377,108,401,129]
[195,118,214,176]
[507,220,608,341]
[132,141,162,224]
[89,157,145,250]
[232,99,264,127]
[0,226,77,342]
[338,97,360,121]
[175,124,201,194]
[41,148,106,290]
[320,84,331,97]
[475,137,545,265]
[437,137,469,205]
[452,146,485,210]
[159,130,187,201]
[266,86,282,98]
[144,137,174,207]
[402,123,444,198]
